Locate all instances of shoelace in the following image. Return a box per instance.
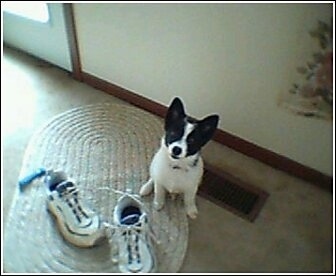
[96,187,159,267]
[83,185,160,268]
[103,208,159,243]
[104,215,157,269]
[121,219,144,265]
[59,183,90,224]
[93,187,159,239]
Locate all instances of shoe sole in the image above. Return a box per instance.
[47,202,106,248]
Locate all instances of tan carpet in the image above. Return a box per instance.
[3,103,188,273]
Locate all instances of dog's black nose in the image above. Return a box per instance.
[172,146,182,156]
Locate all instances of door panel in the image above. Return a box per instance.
[3,3,71,71]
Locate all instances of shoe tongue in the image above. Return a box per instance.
[56,181,75,194]
[45,171,67,191]
[121,214,140,225]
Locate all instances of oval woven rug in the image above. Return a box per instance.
[4,103,189,273]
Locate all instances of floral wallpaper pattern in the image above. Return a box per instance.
[280,20,333,120]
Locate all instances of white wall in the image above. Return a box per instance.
[3,3,71,71]
[73,3,333,176]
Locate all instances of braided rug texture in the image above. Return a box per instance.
[4,103,189,273]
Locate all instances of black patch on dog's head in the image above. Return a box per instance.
[186,115,219,156]
[164,97,186,146]
[164,97,219,158]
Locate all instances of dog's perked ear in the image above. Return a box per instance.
[165,97,186,131]
[198,115,219,146]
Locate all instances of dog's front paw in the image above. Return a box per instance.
[186,206,198,219]
[154,200,164,211]
[139,179,154,196]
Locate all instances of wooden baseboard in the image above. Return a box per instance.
[212,130,333,192]
[82,72,167,118]
[81,72,332,193]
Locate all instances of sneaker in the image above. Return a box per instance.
[112,190,156,273]
[45,170,105,248]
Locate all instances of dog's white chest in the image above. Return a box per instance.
[150,148,203,194]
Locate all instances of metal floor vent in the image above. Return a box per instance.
[198,164,269,222]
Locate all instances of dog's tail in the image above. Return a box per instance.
[139,179,154,196]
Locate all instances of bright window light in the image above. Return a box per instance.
[3,1,49,23]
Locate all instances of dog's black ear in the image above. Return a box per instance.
[165,97,186,130]
[198,115,219,146]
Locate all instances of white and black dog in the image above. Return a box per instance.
[140,97,219,219]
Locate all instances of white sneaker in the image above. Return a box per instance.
[112,190,156,273]
[45,170,106,248]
